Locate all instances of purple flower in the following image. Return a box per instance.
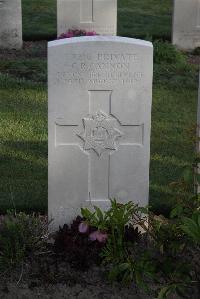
[78,222,89,233]
[89,230,108,243]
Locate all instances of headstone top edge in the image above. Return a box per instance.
[48,36,153,49]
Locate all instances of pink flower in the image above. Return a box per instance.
[86,31,97,36]
[97,232,108,243]
[65,32,74,38]
[78,222,89,233]
[89,230,108,243]
[58,29,98,40]
[89,230,99,241]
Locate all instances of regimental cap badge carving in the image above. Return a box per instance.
[77,111,123,157]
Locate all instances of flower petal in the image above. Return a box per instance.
[78,222,89,233]
[96,232,108,243]
[89,231,98,241]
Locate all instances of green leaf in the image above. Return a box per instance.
[158,286,172,299]
[170,205,183,218]
[94,206,104,222]
[183,167,194,184]
[138,206,149,214]
[108,263,129,281]
[195,173,200,183]
[118,262,130,272]
[198,214,200,227]
[181,216,200,243]
[81,207,96,223]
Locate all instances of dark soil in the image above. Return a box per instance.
[0,265,151,299]
[0,216,152,299]
[53,216,106,270]
[2,215,195,298]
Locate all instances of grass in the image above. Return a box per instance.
[21,0,172,40]
[0,1,199,214]
[118,0,172,39]
[22,0,57,41]
[0,59,47,83]
[151,85,197,213]
[0,76,47,212]
[0,41,199,215]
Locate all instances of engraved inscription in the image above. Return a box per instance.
[77,111,122,156]
[51,52,143,86]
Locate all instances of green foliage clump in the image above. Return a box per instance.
[81,201,155,292]
[153,41,186,64]
[181,213,200,244]
[82,199,143,264]
[81,162,200,299]
[0,212,48,271]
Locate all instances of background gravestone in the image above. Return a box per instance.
[0,0,22,49]
[48,36,153,230]
[172,0,200,50]
[57,0,117,36]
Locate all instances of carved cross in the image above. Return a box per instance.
[55,90,143,204]
[80,0,94,23]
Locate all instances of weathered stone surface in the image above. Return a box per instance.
[57,0,117,36]
[172,0,200,50]
[48,36,153,230]
[0,0,22,49]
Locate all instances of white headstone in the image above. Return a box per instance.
[0,0,22,49]
[48,36,153,230]
[57,0,117,37]
[172,0,200,50]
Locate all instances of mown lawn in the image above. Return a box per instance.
[0,75,47,212]
[0,1,199,214]
[22,0,56,41]
[22,0,172,40]
[0,41,198,214]
[118,0,172,39]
